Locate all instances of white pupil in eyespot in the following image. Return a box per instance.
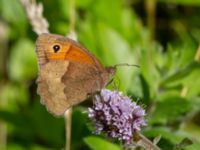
[53,45,60,53]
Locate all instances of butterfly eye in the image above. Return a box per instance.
[53,45,60,53]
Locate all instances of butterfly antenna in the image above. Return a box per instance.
[114,63,140,68]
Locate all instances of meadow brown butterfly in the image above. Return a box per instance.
[36,33,116,116]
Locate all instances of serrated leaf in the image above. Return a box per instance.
[160,61,200,87]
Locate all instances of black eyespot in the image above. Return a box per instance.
[53,45,60,53]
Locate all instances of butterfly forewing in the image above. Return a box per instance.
[35,33,115,116]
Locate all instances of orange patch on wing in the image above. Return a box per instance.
[46,44,71,61]
[45,42,95,65]
[47,52,66,60]
[64,44,95,65]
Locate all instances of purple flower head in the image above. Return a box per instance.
[88,89,146,143]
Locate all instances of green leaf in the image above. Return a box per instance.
[0,83,29,112]
[30,145,51,150]
[91,0,122,32]
[97,23,137,91]
[71,108,91,150]
[29,98,65,148]
[159,0,200,6]
[7,144,25,150]
[76,0,93,9]
[185,141,200,150]
[160,61,200,88]
[78,18,99,55]
[59,0,70,19]
[180,121,200,150]
[182,70,200,97]
[140,47,161,99]
[173,138,193,150]
[139,74,150,105]
[84,136,122,150]
[144,127,200,150]
[1,0,27,35]
[8,38,37,81]
[0,110,26,129]
[144,127,192,145]
[149,97,193,124]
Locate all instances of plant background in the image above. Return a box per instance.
[0,0,200,150]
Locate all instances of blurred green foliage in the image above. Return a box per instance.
[0,0,200,150]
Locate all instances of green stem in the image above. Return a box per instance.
[69,0,76,34]
[64,108,73,150]
[145,0,157,41]
[0,21,9,150]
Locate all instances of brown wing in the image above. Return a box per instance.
[36,33,105,71]
[61,61,109,109]
[37,60,110,116]
[37,61,70,116]
[36,33,114,116]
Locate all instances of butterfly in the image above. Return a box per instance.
[35,33,116,116]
